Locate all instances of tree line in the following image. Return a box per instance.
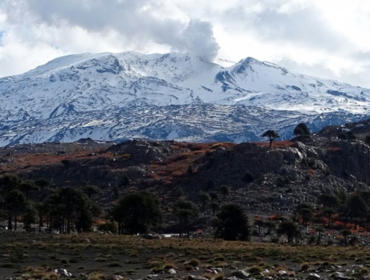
[0,174,251,240]
[0,174,100,233]
[0,172,367,245]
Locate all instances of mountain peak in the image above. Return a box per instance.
[0,51,369,146]
[232,57,260,74]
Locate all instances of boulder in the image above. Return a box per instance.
[55,268,73,277]
[168,269,176,274]
[306,273,321,280]
[330,272,354,280]
[188,275,208,280]
[225,277,239,280]
[231,270,250,279]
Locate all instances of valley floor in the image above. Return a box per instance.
[0,232,369,279]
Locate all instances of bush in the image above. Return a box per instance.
[214,273,225,280]
[248,265,262,274]
[187,259,200,267]
[164,262,176,269]
[243,171,255,183]
[300,262,310,271]
[293,123,310,136]
[214,204,250,241]
[97,222,117,234]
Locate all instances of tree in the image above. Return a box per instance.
[295,203,314,212]
[82,184,101,199]
[298,208,314,226]
[206,180,215,191]
[338,133,347,140]
[345,194,368,228]
[347,131,356,140]
[111,191,162,235]
[45,187,96,233]
[119,175,130,188]
[264,220,276,235]
[359,191,370,204]
[243,171,254,183]
[295,203,314,226]
[19,180,39,201]
[0,174,23,195]
[197,191,211,212]
[277,221,301,244]
[210,202,220,216]
[173,199,198,237]
[187,164,194,174]
[34,178,50,191]
[341,229,351,246]
[35,202,48,233]
[318,193,340,210]
[22,203,38,231]
[171,186,183,199]
[4,189,27,230]
[97,222,118,234]
[333,189,348,208]
[214,204,250,241]
[112,185,119,199]
[293,126,304,136]
[293,123,310,136]
[254,219,265,234]
[315,227,324,245]
[323,207,336,228]
[209,191,218,202]
[338,131,356,141]
[0,174,26,230]
[220,185,230,200]
[262,130,280,148]
[365,135,370,145]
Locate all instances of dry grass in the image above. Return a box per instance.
[255,141,294,148]
[0,233,370,278]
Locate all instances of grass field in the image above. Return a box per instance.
[0,232,369,279]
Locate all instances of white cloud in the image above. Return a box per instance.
[1,0,370,87]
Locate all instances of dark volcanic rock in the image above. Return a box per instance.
[106,140,170,164]
[1,119,370,216]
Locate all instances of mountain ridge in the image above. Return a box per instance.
[0,51,369,146]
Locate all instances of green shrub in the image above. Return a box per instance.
[300,262,310,271]
[60,258,69,264]
[97,222,117,233]
[248,265,262,274]
[187,259,200,267]
[108,262,122,267]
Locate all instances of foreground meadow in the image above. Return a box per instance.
[0,232,369,279]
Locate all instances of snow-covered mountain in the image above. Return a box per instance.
[0,51,369,146]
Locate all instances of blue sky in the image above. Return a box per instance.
[1,0,370,87]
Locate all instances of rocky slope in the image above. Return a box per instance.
[1,119,370,214]
[0,52,370,146]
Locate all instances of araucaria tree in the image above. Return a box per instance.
[277,221,301,244]
[214,203,250,241]
[0,175,36,230]
[345,194,368,228]
[293,123,310,136]
[262,130,280,148]
[110,191,162,235]
[197,191,211,212]
[0,174,100,233]
[173,199,198,237]
[220,185,230,200]
[45,187,97,233]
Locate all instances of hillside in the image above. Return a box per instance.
[1,119,370,217]
[0,52,370,145]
